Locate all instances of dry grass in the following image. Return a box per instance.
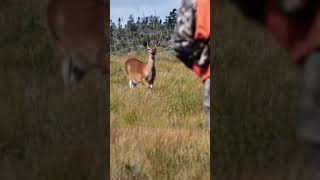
[213,3,306,180]
[0,1,108,179]
[110,50,210,179]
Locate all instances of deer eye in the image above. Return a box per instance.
[148,48,151,50]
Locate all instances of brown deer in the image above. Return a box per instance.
[124,41,160,89]
[46,0,107,87]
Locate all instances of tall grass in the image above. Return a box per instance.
[110,50,210,179]
[0,1,108,179]
[213,3,305,180]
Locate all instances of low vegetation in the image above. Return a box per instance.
[110,50,210,179]
[110,9,177,54]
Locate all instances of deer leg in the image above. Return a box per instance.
[129,80,137,89]
[129,80,132,88]
[141,78,151,89]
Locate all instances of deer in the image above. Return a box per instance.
[124,41,160,89]
[46,0,107,88]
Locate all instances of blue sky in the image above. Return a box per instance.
[110,0,181,25]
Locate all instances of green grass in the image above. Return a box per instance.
[0,1,108,179]
[213,3,305,180]
[110,50,210,179]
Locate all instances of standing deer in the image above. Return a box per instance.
[124,41,160,89]
[46,0,107,87]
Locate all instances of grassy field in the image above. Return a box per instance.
[213,3,305,180]
[0,1,108,179]
[110,50,210,179]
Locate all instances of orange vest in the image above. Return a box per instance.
[193,0,210,81]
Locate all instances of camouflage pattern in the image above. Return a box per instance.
[171,0,211,132]
[171,0,210,70]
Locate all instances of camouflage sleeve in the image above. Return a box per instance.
[171,0,209,70]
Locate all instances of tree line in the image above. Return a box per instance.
[110,8,177,54]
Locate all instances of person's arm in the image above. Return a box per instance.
[171,0,210,81]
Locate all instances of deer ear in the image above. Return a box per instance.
[143,41,148,48]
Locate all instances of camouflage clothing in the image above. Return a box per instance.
[171,0,210,71]
[172,0,210,131]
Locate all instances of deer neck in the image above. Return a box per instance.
[144,55,155,73]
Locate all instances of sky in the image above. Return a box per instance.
[110,0,181,25]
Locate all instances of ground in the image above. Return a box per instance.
[110,50,210,179]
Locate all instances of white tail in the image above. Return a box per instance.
[46,0,107,87]
[124,41,160,89]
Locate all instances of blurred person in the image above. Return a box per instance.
[172,0,211,132]
[230,0,320,178]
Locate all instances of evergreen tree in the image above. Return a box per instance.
[111,8,178,54]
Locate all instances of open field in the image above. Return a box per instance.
[213,3,305,180]
[0,1,108,179]
[110,50,210,179]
